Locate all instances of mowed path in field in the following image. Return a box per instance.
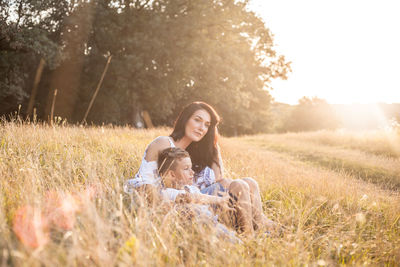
[224,132,400,191]
[221,135,400,205]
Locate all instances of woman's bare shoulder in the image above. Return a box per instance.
[145,136,171,161]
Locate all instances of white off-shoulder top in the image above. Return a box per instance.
[123,136,221,198]
[123,136,175,192]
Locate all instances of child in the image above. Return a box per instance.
[157,147,227,204]
[157,147,248,235]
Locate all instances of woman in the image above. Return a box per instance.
[125,101,267,235]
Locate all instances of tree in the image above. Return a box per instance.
[1,0,290,135]
[76,0,290,134]
[283,97,339,132]
[0,0,70,116]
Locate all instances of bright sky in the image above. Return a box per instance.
[248,0,400,105]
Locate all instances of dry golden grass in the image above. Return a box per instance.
[1,121,399,266]
[241,130,400,190]
[265,129,400,158]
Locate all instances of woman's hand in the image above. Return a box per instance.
[216,178,232,189]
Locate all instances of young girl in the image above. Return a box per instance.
[156,147,242,235]
[157,147,229,208]
[158,148,246,243]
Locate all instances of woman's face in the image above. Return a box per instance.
[185,109,211,142]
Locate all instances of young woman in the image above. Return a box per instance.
[125,101,268,235]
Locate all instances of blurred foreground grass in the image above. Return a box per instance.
[1,121,399,266]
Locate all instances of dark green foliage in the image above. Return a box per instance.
[0,0,69,115]
[0,0,290,135]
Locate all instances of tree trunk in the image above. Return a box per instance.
[27,58,45,117]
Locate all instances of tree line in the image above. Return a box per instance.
[0,0,291,135]
[270,97,400,132]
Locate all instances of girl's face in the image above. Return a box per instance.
[185,109,211,142]
[166,157,194,188]
[173,157,194,187]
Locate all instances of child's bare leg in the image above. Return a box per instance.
[242,177,264,230]
[228,180,254,235]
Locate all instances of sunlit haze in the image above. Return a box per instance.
[249,0,400,104]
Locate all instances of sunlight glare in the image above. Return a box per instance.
[248,0,400,105]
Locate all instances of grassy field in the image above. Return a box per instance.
[1,121,399,266]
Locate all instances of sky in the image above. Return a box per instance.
[248,0,400,105]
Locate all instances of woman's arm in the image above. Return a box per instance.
[212,163,231,189]
[211,144,223,181]
[124,136,172,191]
[211,162,222,182]
[212,145,232,188]
[143,136,172,162]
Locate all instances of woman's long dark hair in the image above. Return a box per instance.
[170,101,220,172]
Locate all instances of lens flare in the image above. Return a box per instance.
[44,191,78,230]
[13,206,49,248]
[13,186,99,247]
